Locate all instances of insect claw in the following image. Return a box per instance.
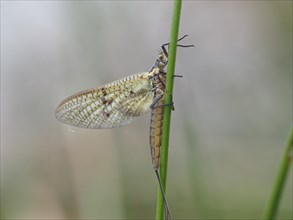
[170,101,175,111]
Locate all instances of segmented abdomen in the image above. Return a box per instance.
[149,96,164,170]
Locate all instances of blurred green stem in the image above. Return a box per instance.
[155,0,182,219]
[262,126,293,220]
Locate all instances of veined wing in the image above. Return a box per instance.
[55,72,154,129]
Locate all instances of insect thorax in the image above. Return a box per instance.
[154,52,168,70]
[148,51,168,97]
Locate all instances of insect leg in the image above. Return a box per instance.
[161,35,194,57]
[150,93,175,111]
[150,94,174,111]
[150,93,164,110]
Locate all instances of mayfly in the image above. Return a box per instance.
[148,36,193,219]
[55,35,193,219]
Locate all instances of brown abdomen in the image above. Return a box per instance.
[149,98,164,170]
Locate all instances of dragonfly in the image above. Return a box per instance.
[55,35,193,219]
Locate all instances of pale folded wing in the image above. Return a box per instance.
[55,72,154,129]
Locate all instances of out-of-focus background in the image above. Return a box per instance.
[1,1,292,219]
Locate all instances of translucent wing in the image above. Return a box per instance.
[55,72,154,129]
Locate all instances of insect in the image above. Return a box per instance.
[148,36,193,220]
[55,35,193,220]
[55,35,191,131]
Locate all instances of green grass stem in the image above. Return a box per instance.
[155,0,182,219]
[262,126,293,220]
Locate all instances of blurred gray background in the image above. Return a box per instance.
[1,1,292,219]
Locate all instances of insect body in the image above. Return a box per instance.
[149,53,168,170]
[148,36,193,219]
